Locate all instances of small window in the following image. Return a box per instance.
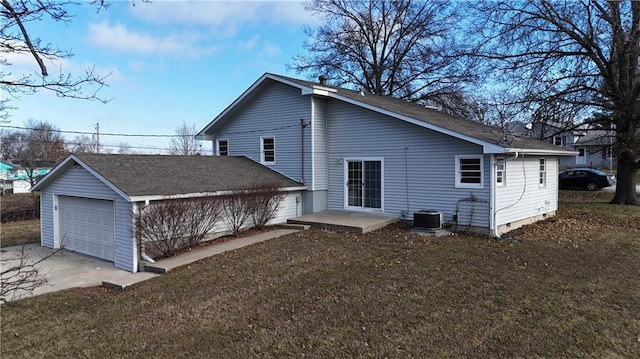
[455,155,483,188]
[261,137,275,164]
[539,158,546,186]
[496,157,505,185]
[553,135,567,146]
[216,139,228,156]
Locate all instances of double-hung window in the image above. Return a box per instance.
[455,155,483,188]
[553,135,567,146]
[216,139,228,156]
[261,137,275,164]
[496,157,506,186]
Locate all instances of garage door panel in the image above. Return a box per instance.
[58,196,115,261]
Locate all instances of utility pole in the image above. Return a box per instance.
[94,123,100,153]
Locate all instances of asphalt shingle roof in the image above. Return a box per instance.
[272,74,564,152]
[72,153,303,197]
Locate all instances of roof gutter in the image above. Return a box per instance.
[504,148,578,156]
[128,186,308,203]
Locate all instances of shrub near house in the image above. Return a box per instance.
[135,183,286,258]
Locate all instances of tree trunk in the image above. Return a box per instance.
[610,152,638,205]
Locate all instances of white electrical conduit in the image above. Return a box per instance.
[492,151,523,238]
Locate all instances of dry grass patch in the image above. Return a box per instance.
[507,190,640,242]
[1,192,639,358]
[0,219,40,247]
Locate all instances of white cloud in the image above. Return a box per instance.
[1,41,117,84]
[128,0,318,30]
[86,21,221,58]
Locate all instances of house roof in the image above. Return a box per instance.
[199,73,576,156]
[574,130,615,146]
[0,162,14,171]
[31,153,306,201]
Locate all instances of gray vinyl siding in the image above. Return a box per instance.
[211,81,312,185]
[270,191,303,223]
[39,165,136,272]
[495,156,558,226]
[312,97,328,190]
[325,99,491,228]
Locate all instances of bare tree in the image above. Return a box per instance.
[290,0,477,113]
[117,142,132,154]
[1,120,67,184]
[470,0,640,205]
[0,0,119,120]
[169,121,201,155]
[69,135,97,153]
[21,119,67,184]
[0,128,26,159]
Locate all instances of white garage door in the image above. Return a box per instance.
[58,196,115,261]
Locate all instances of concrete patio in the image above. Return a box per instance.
[287,210,398,234]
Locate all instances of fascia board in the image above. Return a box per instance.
[504,148,579,156]
[129,186,308,203]
[30,154,130,201]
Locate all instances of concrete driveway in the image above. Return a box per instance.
[1,244,156,302]
[602,184,640,192]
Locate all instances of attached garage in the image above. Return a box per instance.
[32,153,306,273]
[57,196,115,261]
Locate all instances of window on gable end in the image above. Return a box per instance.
[261,137,275,164]
[216,139,228,156]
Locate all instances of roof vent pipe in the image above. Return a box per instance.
[318,75,328,85]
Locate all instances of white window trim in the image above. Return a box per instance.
[539,158,546,187]
[343,157,385,212]
[455,155,484,189]
[496,157,506,186]
[216,139,229,156]
[260,136,275,164]
[553,135,567,146]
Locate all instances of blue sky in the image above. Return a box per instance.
[3,0,317,154]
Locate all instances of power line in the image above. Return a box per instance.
[0,124,180,138]
[1,123,302,138]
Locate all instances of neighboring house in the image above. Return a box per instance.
[0,161,14,180]
[571,129,616,170]
[31,153,306,272]
[0,161,52,193]
[0,161,14,194]
[198,73,576,237]
[529,120,616,170]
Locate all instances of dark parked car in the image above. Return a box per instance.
[559,168,616,191]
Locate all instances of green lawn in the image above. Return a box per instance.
[1,191,639,358]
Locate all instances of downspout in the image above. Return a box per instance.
[300,118,308,184]
[492,151,519,238]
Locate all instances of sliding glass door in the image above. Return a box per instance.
[345,159,383,210]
